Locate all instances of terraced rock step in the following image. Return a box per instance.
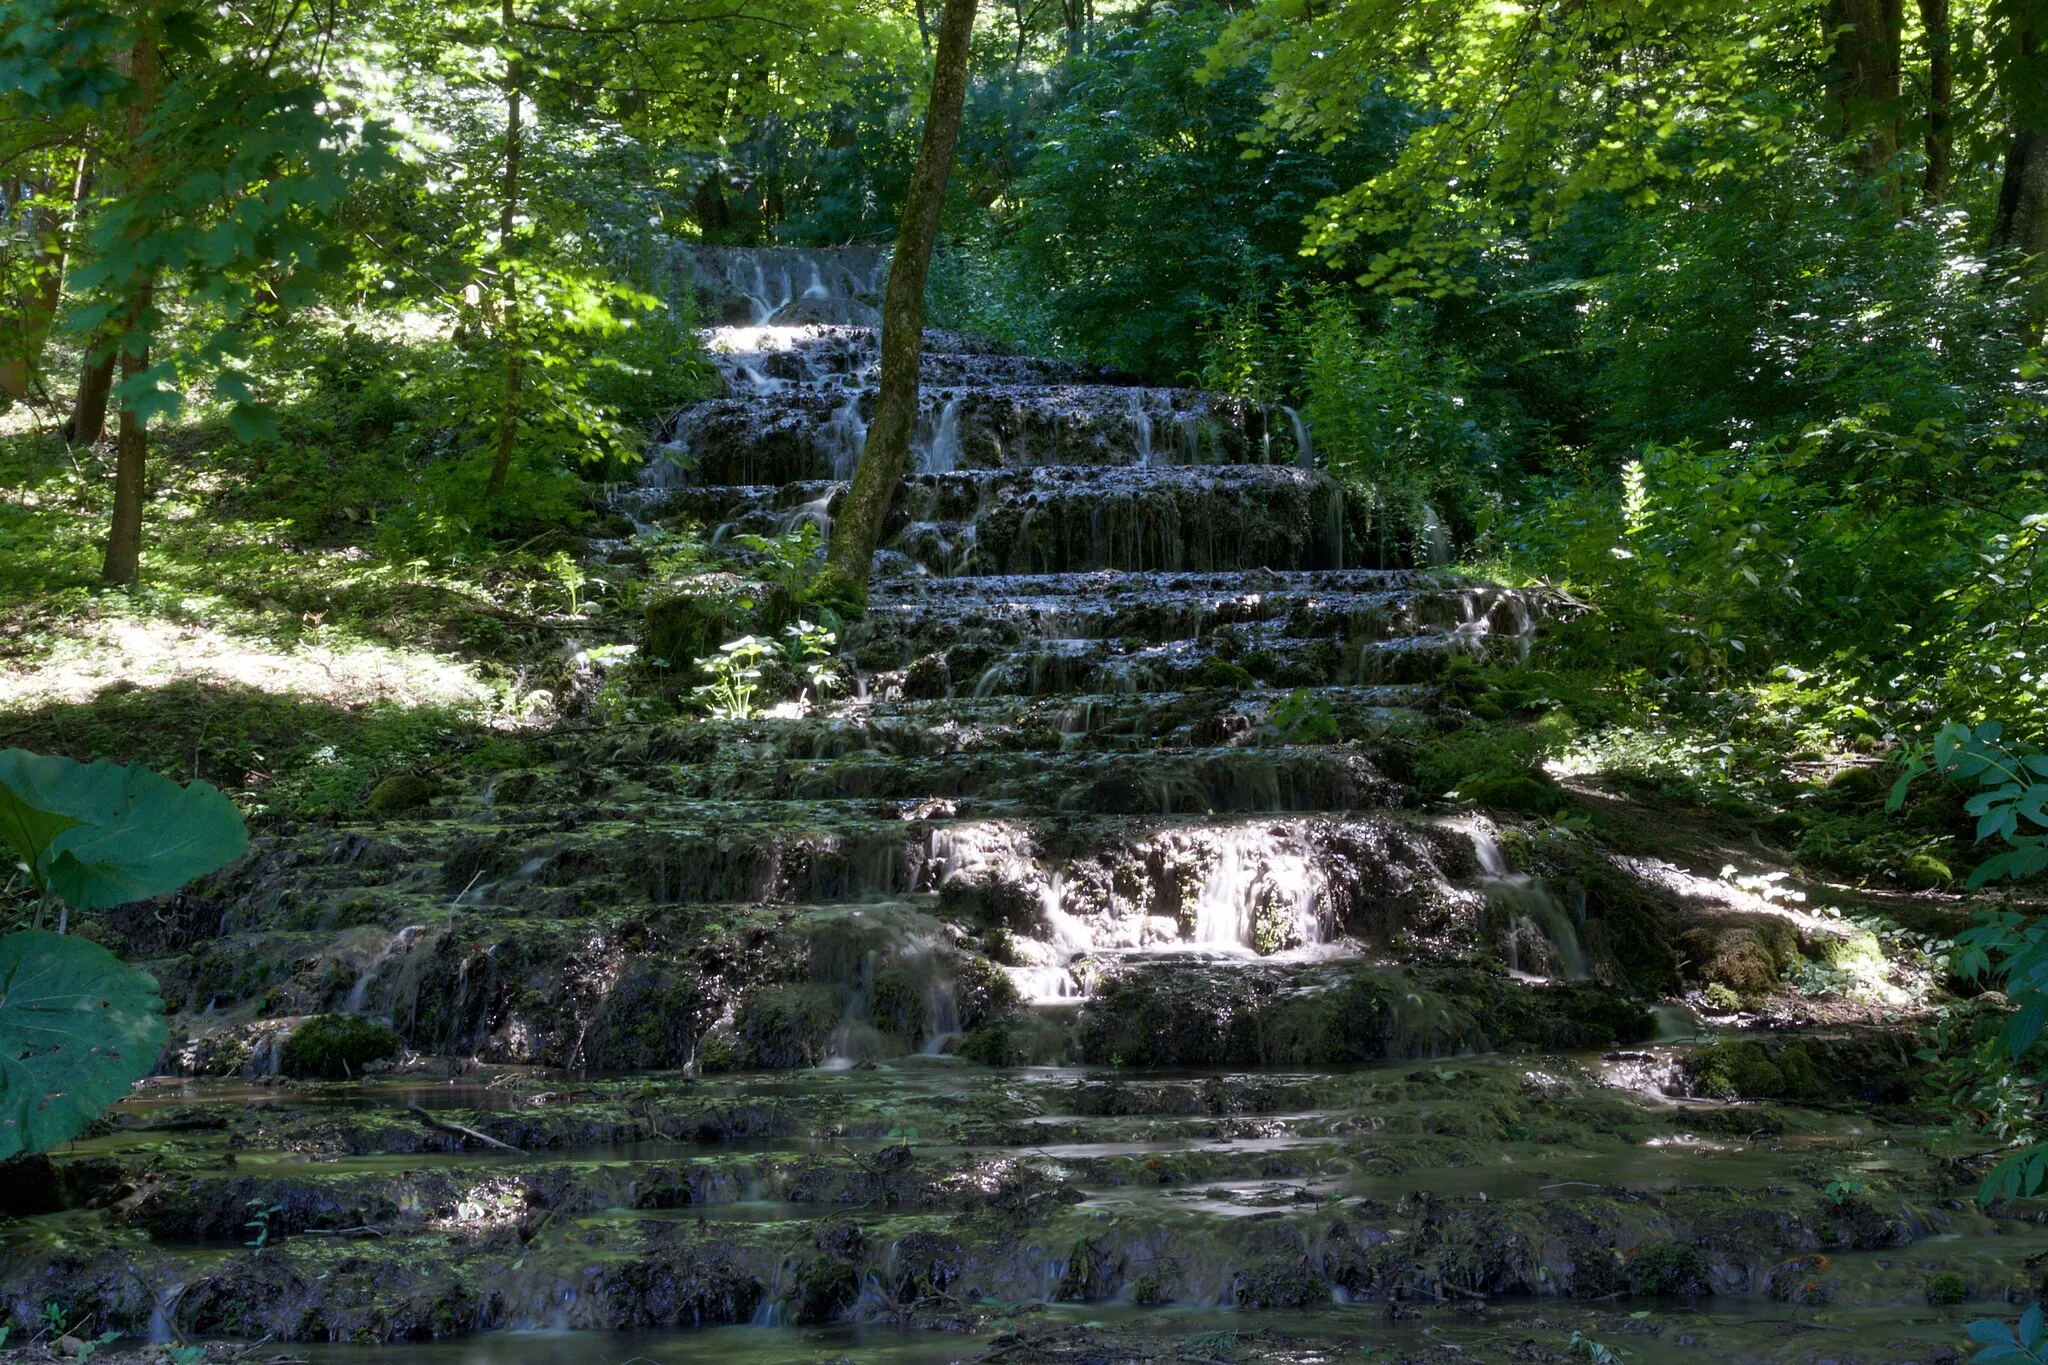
[0,248,1968,1361]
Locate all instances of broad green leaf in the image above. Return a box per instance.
[0,931,165,1161]
[44,766,248,910]
[0,751,247,910]
[0,754,83,891]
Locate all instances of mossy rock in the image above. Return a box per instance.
[280,1015,400,1079]
[1680,916,1801,993]
[1627,1242,1711,1297]
[1687,1039,1815,1100]
[867,966,930,1042]
[1901,853,1954,890]
[643,572,783,675]
[735,985,844,1069]
[366,774,434,813]
[789,1257,858,1324]
[1193,658,1257,691]
[1462,772,1567,815]
[1824,764,1887,805]
[1924,1271,1966,1304]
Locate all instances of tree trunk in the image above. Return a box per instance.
[1994,23,2047,334]
[101,293,149,587]
[67,346,115,445]
[1,206,66,405]
[101,28,158,588]
[818,0,978,609]
[1825,0,1904,177]
[1919,0,1952,200]
[486,0,525,497]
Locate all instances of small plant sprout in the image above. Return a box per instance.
[545,550,590,616]
[245,1198,284,1252]
[693,635,773,721]
[783,619,841,707]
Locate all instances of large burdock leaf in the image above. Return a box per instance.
[0,931,166,1160]
[0,749,248,908]
[0,751,85,885]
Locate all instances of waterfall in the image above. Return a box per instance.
[1189,828,1326,953]
[824,395,868,479]
[923,395,963,474]
[1468,826,1589,981]
[1128,391,1155,465]
[1283,406,1314,469]
[346,924,428,1015]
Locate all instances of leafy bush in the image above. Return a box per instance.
[279,1015,401,1080]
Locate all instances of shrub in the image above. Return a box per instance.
[280,1015,401,1079]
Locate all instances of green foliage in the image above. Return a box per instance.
[782,620,842,706]
[0,930,166,1161]
[693,635,773,722]
[1891,722,2048,887]
[1,0,397,428]
[949,4,1395,378]
[1970,1305,2048,1364]
[734,523,825,597]
[0,750,247,914]
[279,1014,400,1079]
[1267,689,1339,745]
[244,1198,283,1252]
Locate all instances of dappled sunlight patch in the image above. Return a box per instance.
[1,613,500,712]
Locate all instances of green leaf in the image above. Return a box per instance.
[0,931,166,1161]
[0,754,84,891]
[44,766,248,910]
[0,751,247,909]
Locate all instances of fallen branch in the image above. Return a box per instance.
[407,1105,524,1154]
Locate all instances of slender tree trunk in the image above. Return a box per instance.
[914,0,931,50]
[1825,0,1904,177]
[101,287,151,586]
[486,0,524,498]
[67,347,116,445]
[818,0,978,608]
[1,146,90,405]
[1919,0,1952,200]
[101,29,159,588]
[1994,24,2047,334]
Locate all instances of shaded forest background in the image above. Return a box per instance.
[0,0,2044,865]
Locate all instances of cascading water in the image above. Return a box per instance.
[1467,824,1590,981]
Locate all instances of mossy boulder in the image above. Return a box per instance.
[1627,1242,1711,1297]
[366,774,433,814]
[1925,1271,1966,1304]
[1901,853,1954,890]
[867,966,930,1043]
[1464,771,1568,815]
[279,1015,400,1079]
[1679,916,1802,993]
[733,985,843,1069]
[1687,1040,1815,1100]
[643,572,789,676]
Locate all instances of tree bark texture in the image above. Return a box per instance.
[1994,22,2047,333]
[101,27,159,588]
[67,347,115,446]
[1825,0,1904,176]
[1919,0,1952,200]
[486,0,524,498]
[101,292,150,587]
[820,0,978,606]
